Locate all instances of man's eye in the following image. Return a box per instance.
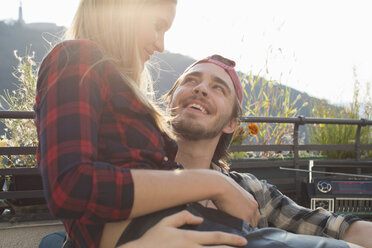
[184,78,196,84]
[214,85,225,93]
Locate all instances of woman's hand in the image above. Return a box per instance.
[212,176,261,227]
[119,210,247,248]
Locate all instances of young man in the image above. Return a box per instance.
[163,54,372,248]
[114,55,370,248]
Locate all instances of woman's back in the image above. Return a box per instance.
[35,39,180,247]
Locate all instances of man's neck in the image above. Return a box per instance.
[175,137,219,170]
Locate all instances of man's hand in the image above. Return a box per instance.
[212,176,261,227]
[120,210,248,248]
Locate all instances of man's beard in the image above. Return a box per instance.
[172,115,230,141]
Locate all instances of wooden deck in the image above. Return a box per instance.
[0,219,63,248]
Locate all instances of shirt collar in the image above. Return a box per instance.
[210,160,230,177]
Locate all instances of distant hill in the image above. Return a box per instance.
[0,21,64,92]
[150,52,323,119]
[0,21,334,121]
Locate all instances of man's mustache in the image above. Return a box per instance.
[175,95,213,113]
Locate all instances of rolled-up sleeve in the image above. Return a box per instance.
[231,172,360,239]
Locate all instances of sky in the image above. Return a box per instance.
[1,0,372,105]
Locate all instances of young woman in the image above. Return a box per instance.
[35,0,258,247]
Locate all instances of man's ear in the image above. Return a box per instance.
[222,118,238,134]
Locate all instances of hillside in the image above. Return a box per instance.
[0,21,332,119]
[0,21,64,92]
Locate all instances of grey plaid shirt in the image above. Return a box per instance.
[211,162,361,240]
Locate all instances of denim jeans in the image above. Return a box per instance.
[39,231,65,248]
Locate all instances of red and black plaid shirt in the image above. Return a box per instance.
[35,40,180,247]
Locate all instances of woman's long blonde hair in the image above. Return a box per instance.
[65,0,176,137]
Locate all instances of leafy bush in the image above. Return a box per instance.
[0,48,38,168]
[309,68,372,159]
[230,70,308,159]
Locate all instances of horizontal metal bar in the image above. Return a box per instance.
[229,144,292,152]
[0,147,37,155]
[0,190,44,199]
[360,144,372,150]
[1,111,371,125]
[1,160,369,174]
[0,167,39,176]
[0,111,35,119]
[302,144,372,151]
[300,144,355,151]
[280,167,372,178]
[231,160,294,169]
[311,160,372,166]
[239,116,372,125]
[230,159,372,169]
[229,144,372,152]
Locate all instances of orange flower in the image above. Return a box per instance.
[247,123,259,135]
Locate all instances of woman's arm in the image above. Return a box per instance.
[130,169,260,226]
[342,221,372,248]
[100,169,260,248]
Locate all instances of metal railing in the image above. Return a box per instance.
[1,111,372,202]
[229,116,372,200]
[0,111,39,200]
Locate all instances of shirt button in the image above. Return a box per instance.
[164,156,169,162]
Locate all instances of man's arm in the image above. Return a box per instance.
[231,171,361,239]
[342,221,372,248]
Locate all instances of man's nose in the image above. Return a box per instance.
[193,83,208,97]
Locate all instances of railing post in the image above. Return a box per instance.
[355,124,361,161]
[293,116,302,202]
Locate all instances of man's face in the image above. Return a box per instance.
[170,63,238,141]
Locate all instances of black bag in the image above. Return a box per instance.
[116,203,349,248]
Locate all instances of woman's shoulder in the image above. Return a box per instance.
[55,39,101,51]
[37,39,111,94]
[38,39,110,83]
[44,39,104,63]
